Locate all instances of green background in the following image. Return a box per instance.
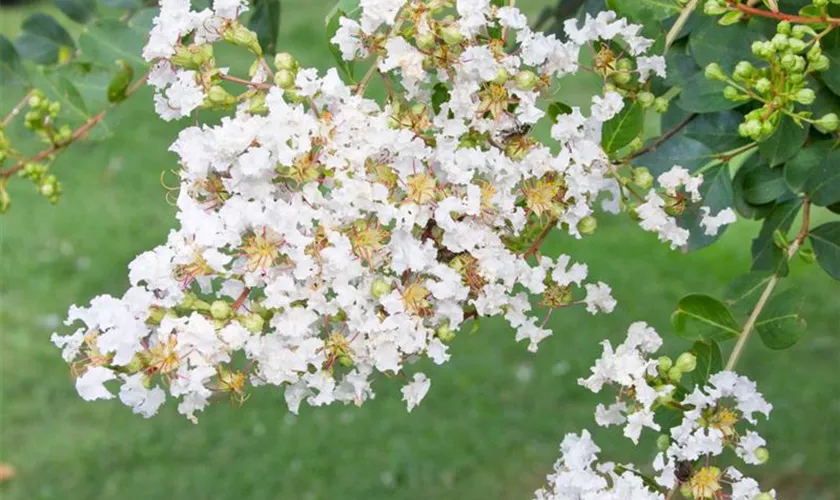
[0,1,838,498]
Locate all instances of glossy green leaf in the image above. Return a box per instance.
[672,294,741,342]
[822,45,840,96]
[15,13,75,65]
[723,271,774,315]
[742,161,789,205]
[758,116,809,167]
[678,164,733,250]
[55,0,97,24]
[809,222,840,280]
[784,141,834,193]
[690,340,723,387]
[664,41,699,87]
[605,0,680,24]
[803,148,840,207]
[247,0,281,55]
[689,17,764,71]
[678,72,741,113]
[0,35,29,87]
[431,83,450,115]
[602,99,643,154]
[30,66,91,124]
[732,157,775,219]
[754,288,805,350]
[683,111,749,151]
[547,101,572,123]
[751,199,803,274]
[634,134,714,175]
[78,18,148,70]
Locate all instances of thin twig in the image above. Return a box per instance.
[631,113,697,160]
[724,197,811,371]
[523,219,557,259]
[665,0,698,52]
[2,90,33,128]
[732,2,840,25]
[219,74,273,89]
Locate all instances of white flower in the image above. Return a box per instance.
[636,55,667,83]
[700,207,737,236]
[591,91,624,121]
[401,373,431,411]
[76,366,117,401]
[584,282,616,314]
[119,374,167,418]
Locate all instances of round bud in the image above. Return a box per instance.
[667,366,683,383]
[742,118,762,139]
[733,61,755,81]
[637,91,655,108]
[752,41,773,60]
[415,32,436,51]
[781,53,798,71]
[675,352,697,372]
[771,33,789,51]
[613,71,632,85]
[795,88,816,105]
[440,25,464,45]
[210,300,231,319]
[653,97,669,113]
[658,356,673,373]
[814,0,828,7]
[788,38,807,54]
[28,94,42,109]
[274,69,296,89]
[754,447,770,464]
[632,167,654,190]
[284,88,306,104]
[760,119,775,138]
[723,86,741,101]
[628,136,643,152]
[274,52,297,71]
[371,278,392,298]
[39,182,55,197]
[656,434,670,452]
[338,354,354,367]
[436,321,456,342]
[514,70,539,91]
[703,1,727,15]
[616,58,634,72]
[776,20,791,35]
[493,67,510,85]
[704,62,726,81]
[577,215,598,235]
[809,54,830,72]
[791,25,808,40]
[754,77,771,94]
[816,112,839,132]
[241,313,265,333]
[48,102,61,116]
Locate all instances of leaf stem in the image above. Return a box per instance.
[724,196,811,371]
[730,1,840,25]
[630,113,697,160]
[665,0,699,52]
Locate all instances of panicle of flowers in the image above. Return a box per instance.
[51,0,711,423]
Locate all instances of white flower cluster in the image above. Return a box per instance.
[636,166,736,249]
[51,1,724,425]
[540,322,776,499]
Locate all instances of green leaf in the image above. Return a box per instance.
[547,101,572,123]
[755,288,805,350]
[732,156,775,219]
[247,0,281,56]
[108,61,134,103]
[325,2,358,84]
[784,140,834,193]
[683,111,749,151]
[822,45,840,96]
[0,35,29,87]
[672,294,741,342]
[78,18,148,71]
[101,0,144,8]
[634,134,714,175]
[742,161,789,205]
[602,99,643,154]
[809,222,840,280]
[758,116,809,167]
[677,164,733,250]
[690,340,723,387]
[431,83,450,115]
[30,66,90,123]
[803,148,840,207]
[605,0,680,24]
[55,0,97,24]
[678,72,741,113]
[664,41,699,87]
[15,13,75,65]
[751,199,803,274]
[723,271,773,315]
[689,17,764,71]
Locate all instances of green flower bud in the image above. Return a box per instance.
[658,355,673,373]
[631,167,653,190]
[776,20,791,35]
[788,38,807,54]
[274,69,296,89]
[493,67,510,85]
[637,91,655,108]
[704,62,726,81]
[613,71,632,85]
[760,119,775,137]
[210,300,231,319]
[338,354,354,367]
[274,52,298,71]
[733,61,755,81]
[514,70,539,91]
[656,434,670,452]
[754,77,771,94]
[814,0,828,7]
[577,215,598,235]
[223,22,262,55]
[248,93,267,114]
[771,33,789,51]
[27,94,42,109]
[754,447,770,464]
[415,32,436,51]
[809,55,830,72]
[816,112,839,131]
[205,86,237,109]
[794,88,816,105]
[436,321,456,342]
[703,0,727,15]
[791,25,812,40]
[667,366,683,383]
[653,97,669,113]
[439,25,464,45]
[241,312,265,333]
[675,352,697,372]
[284,88,306,104]
[616,58,634,72]
[371,278,392,298]
[39,181,56,197]
[723,85,741,101]
[48,102,61,117]
[781,53,798,71]
[755,494,774,500]
[752,41,774,60]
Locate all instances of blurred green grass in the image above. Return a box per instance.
[1,1,839,499]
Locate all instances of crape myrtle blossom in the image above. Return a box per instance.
[52,0,727,428]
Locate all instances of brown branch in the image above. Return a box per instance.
[631,113,697,160]
[218,74,273,89]
[731,2,840,25]
[523,219,557,259]
[0,74,148,179]
[2,90,33,128]
[232,287,252,311]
